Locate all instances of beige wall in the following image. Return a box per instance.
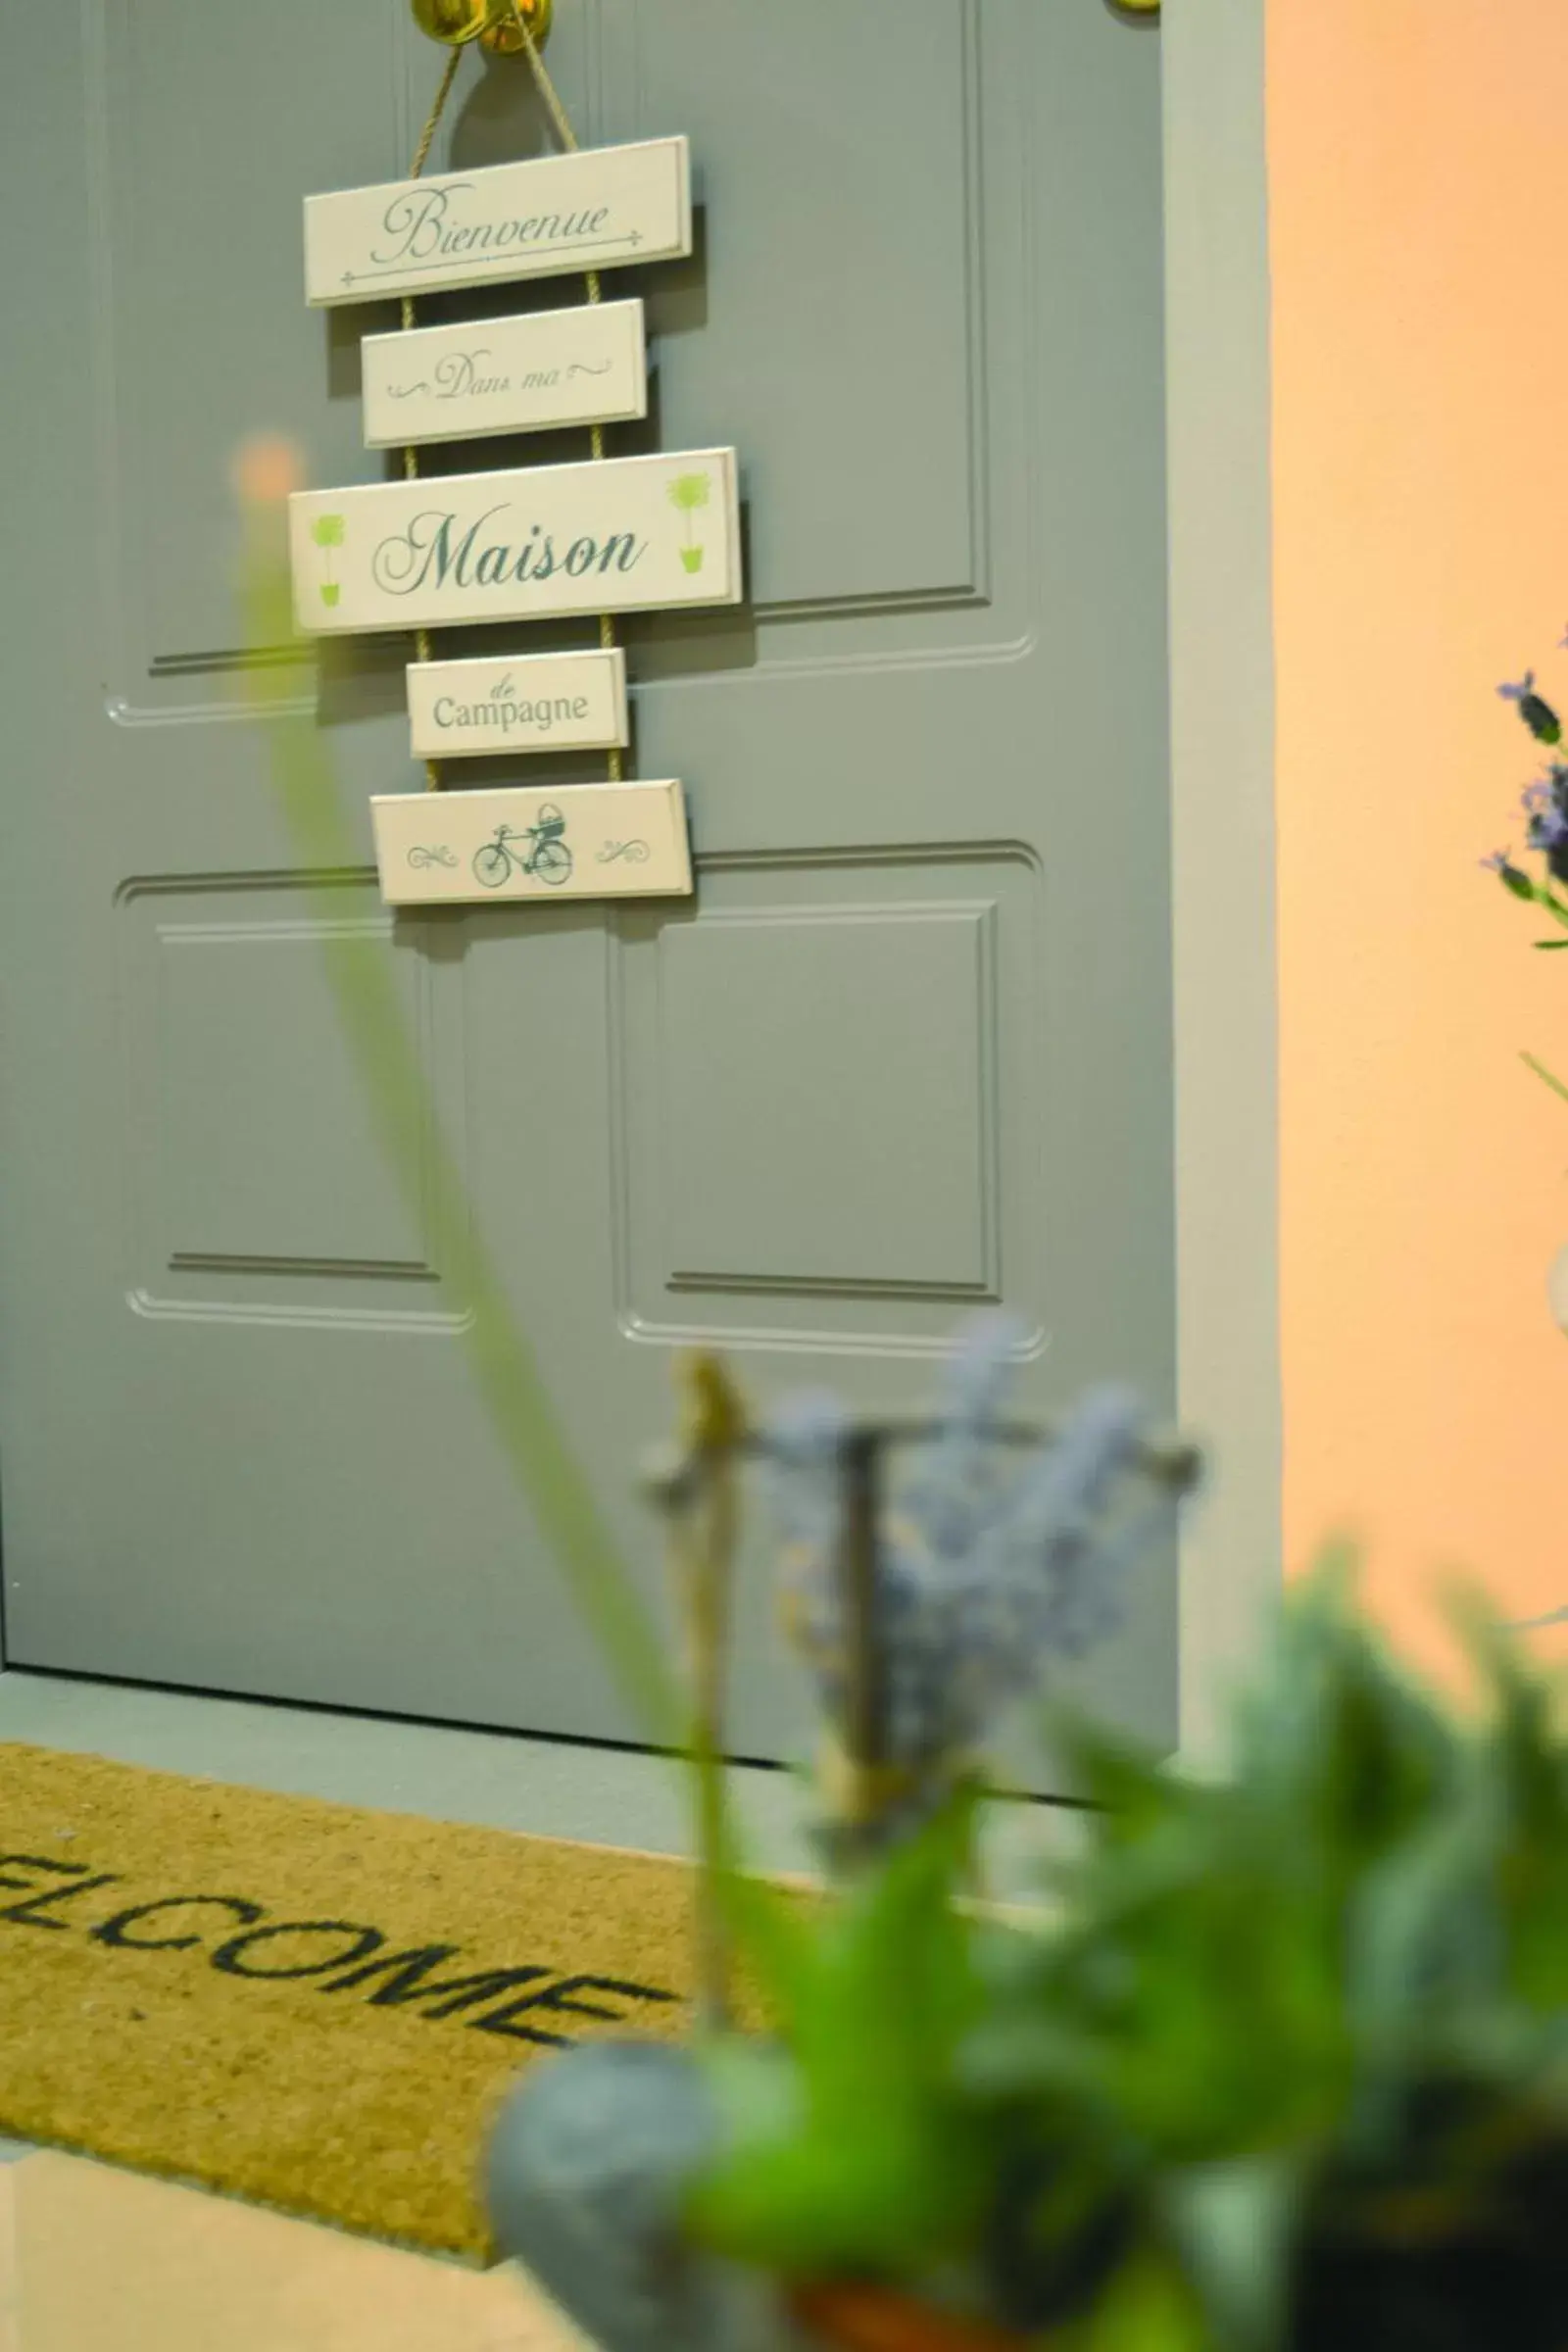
[1270,0,1568,1660]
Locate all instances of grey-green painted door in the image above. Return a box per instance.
[0,1,1173,1760]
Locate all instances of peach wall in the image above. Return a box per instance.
[1270,0,1568,1660]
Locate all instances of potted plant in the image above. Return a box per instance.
[487,1325,1568,2350]
[487,1324,1197,2352]
[681,1565,1568,2351]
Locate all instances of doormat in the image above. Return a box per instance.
[0,1740,710,2261]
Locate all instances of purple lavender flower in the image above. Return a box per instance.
[960,1384,1151,1667]
[1521,767,1568,878]
[1498,672,1563,745]
[903,1309,1027,1560]
[766,1320,1190,1819]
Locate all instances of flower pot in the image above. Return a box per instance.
[679,547,705,573]
[789,2281,1029,2352]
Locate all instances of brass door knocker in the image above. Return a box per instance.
[411,0,553,55]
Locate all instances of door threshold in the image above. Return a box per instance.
[0,1664,812,1874]
[0,1667,1081,1899]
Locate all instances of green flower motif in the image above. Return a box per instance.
[667,472,710,574]
[312,513,345,608]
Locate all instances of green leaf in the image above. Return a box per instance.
[1054,2248,1210,2352]
[1163,2157,1301,2352]
[1532,939,1568,949]
[1042,1705,1175,1844]
[1522,1051,1568,1106]
[687,1793,993,2277]
[708,1845,818,2030]
[1342,1759,1497,2071]
[1446,1591,1568,2013]
[1231,1551,1455,1868]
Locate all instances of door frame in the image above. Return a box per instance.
[1162,0,1282,1765]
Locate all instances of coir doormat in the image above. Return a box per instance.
[0,1740,707,2259]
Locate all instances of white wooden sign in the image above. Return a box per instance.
[408,649,628,760]
[305,137,691,308]
[372,781,691,906]
[363,300,647,449]
[290,449,741,636]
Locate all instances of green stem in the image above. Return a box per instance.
[240,516,683,1750]
[1522,1050,1568,1108]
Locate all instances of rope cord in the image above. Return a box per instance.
[403,16,626,791]
[508,3,625,782]
[401,44,463,792]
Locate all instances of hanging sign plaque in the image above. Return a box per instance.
[362,299,647,448]
[289,448,741,635]
[371,779,692,906]
[407,648,629,760]
[305,136,692,308]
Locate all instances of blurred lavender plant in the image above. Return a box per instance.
[1486,647,1568,1109]
[768,1317,1189,1842]
[1496,670,1563,748]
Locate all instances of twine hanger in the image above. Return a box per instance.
[401,1,623,791]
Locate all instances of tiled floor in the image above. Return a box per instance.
[0,2152,584,2350]
[0,1666,1067,2344]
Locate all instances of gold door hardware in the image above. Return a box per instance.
[411,0,553,56]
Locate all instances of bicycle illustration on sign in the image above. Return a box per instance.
[471,804,573,890]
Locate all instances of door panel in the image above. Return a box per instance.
[629,0,980,609]
[0,0,1175,1762]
